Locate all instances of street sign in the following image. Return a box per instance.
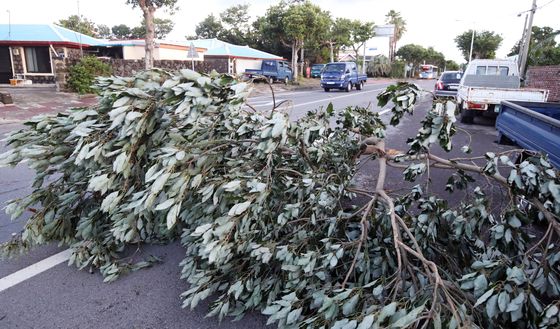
[374,25,395,37]
[187,42,199,59]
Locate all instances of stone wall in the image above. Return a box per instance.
[526,65,560,102]
[100,57,229,77]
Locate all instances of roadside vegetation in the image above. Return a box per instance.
[1,69,559,328]
[67,56,112,94]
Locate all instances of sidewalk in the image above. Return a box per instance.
[0,87,97,123]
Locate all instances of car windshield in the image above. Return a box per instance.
[441,73,462,83]
[312,65,324,70]
[324,64,345,73]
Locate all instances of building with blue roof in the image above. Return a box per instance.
[0,24,103,84]
[0,24,286,85]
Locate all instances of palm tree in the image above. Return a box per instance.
[385,10,407,61]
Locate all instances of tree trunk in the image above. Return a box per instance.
[140,3,155,70]
[300,43,304,78]
[329,43,334,63]
[292,41,300,82]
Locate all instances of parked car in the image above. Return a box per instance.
[320,62,368,92]
[496,100,560,168]
[244,60,293,84]
[434,71,463,98]
[456,59,549,124]
[310,64,325,78]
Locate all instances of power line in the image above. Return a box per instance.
[537,0,557,9]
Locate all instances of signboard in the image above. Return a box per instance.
[374,25,395,37]
[187,42,199,59]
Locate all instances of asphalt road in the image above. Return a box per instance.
[0,79,513,329]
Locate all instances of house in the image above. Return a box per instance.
[93,39,206,61]
[197,41,284,74]
[0,24,101,84]
[0,24,287,86]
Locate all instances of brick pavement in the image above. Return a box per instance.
[0,87,98,123]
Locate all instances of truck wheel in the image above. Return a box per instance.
[497,132,514,145]
[324,88,330,92]
[346,83,352,92]
[460,109,474,124]
[356,81,363,90]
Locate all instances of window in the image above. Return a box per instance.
[499,67,509,76]
[487,66,498,75]
[476,66,486,75]
[24,47,51,73]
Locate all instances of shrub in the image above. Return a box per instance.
[67,56,112,94]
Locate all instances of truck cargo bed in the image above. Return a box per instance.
[496,101,560,168]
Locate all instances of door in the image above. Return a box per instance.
[0,47,13,83]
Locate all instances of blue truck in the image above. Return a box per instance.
[496,100,560,168]
[244,60,293,84]
[320,62,368,92]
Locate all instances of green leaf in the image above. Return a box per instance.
[485,294,499,319]
[286,308,302,325]
[391,304,424,328]
[474,288,495,307]
[166,204,180,229]
[342,294,360,316]
[228,201,251,216]
[357,314,374,329]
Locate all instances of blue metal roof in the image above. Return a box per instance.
[0,24,103,46]
[204,43,283,59]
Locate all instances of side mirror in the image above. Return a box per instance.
[345,69,350,74]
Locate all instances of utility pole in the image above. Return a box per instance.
[468,29,475,62]
[517,14,529,68]
[6,10,10,39]
[519,0,537,82]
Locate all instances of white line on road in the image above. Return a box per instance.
[291,88,384,109]
[0,248,71,293]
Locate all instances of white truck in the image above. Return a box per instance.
[456,59,549,123]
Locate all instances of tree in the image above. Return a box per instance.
[194,14,223,39]
[56,15,97,37]
[347,20,376,70]
[131,18,175,39]
[395,43,427,76]
[455,30,503,61]
[324,17,353,63]
[385,10,407,61]
[96,24,112,39]
[509,26,560,66]
[219,4,252,45]
[3,70,560,329]
[266,1,329,81]
[445,59,461,71]
[125,0,178,69]
[112,24,132,39]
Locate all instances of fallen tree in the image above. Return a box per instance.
[1,69,559,328]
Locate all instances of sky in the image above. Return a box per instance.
[3,0,560,63]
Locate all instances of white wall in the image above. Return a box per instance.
[123,46,145,60]
[122,45,204,61]
[235,59,262,74]
[159,47,204,61]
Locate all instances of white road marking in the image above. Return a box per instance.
[379,108,391,115]
[0,248,71,293]
[291,88,385,109]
